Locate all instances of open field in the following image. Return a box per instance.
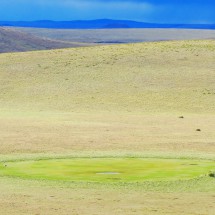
[0,40,215,214]
[1,176,215,215]
[1,112,215,154]
[14,27,215,44]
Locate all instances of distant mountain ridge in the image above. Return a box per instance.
[1,19,215,30]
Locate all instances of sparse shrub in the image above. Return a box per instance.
[208,172,215,178]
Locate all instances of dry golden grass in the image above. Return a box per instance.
[0,112,215,154]
[0,177,215,215]
[1,40,215,114]
[0,40,215,214]
[0,40,215,154]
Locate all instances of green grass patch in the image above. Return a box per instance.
[0,158,214,183]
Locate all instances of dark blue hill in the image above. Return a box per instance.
[0,19,215,30]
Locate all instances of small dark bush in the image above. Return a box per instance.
[209,172,215,178]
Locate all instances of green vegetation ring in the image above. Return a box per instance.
[0,158,214,183]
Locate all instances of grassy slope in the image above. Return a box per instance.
[0,40,215,214]
[0,27,91,53]
[1,40,215,113]
[0,40,215,154]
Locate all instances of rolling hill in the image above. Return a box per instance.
[0,27,89,53]
[0,40,215,154]
[1,40,215,215]
[1,40,215,114]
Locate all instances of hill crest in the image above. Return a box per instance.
[0,27,88,53]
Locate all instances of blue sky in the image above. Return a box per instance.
[0,0,215,24]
